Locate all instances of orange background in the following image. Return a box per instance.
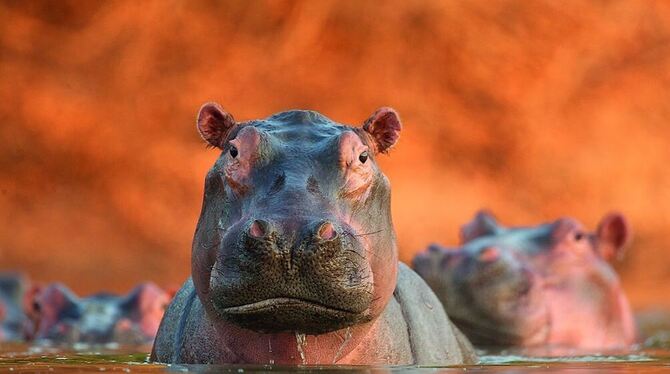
[1,1,669,310]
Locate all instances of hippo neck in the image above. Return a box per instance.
[208,305,383,364]
[190,273,404,365]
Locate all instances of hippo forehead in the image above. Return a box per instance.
[84,294,122,305]
[55,294,123,316]
[463,223,556,256]
[248,110,355,148]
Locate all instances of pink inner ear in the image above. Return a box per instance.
[32,285,76,334]
[363,107,402,153]
[23,285,41,314]
[197,103,236,148]
[597,213,630,260]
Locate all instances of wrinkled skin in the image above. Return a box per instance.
[27,282,171,345]
[413,211,636,351]
[0,273,29,342]
[151,103,476,365]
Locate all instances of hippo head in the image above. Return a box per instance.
[413,211,634,349]
[413,241,549,347]
[192,103,401,335]
[29,283,171,345]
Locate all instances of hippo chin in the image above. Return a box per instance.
[151,104,476,365]
[413,211,636,351]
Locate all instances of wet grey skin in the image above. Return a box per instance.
[414,241,549,347]
[413,210,634,350]
[0,273,29,342]
[151,104,476,365]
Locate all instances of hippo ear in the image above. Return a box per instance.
[41,283,80,311]
[460,210,501,243]
[120,282,166,313]
[28,283,79,326]
[362,107,402,154]
[197,102,237,149]
[596,212,631,261]
[22,284,43,338]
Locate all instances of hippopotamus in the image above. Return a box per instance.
[413,211,636,351]
[151,103,476,365]
[27,282,171,345]
[0,273,29,341]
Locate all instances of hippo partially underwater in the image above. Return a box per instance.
[0,273,30,342]
[27,282,172,345]
[151,104,476,365]
[413,211,636,351]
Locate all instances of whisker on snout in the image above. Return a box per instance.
[353,230,384,237]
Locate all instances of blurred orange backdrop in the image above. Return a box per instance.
[0,1,669,309]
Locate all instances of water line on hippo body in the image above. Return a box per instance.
[295,332,307,364]
[333,327,353,363]
[267,338,275,364]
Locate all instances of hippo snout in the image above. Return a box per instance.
[208,216,374,334]
[244,219,340,251]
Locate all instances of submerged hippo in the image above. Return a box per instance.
[27,282,171,345]
[413,211,635,351]
[0,273,29,341]
[151,104,476,365]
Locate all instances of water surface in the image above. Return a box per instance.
[1,344,669,373]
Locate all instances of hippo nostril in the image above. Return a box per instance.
[317,221,337,241]
[478,246,501,263]
[249,219,271,239]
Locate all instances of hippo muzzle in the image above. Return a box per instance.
[414,244,549,347]
[207,214,374,334]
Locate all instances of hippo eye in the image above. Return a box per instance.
[574,232,584,241]
[359,151,368,164]
[229,146,238,158]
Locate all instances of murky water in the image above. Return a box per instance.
[0,344,669,373]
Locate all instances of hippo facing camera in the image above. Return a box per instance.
[150,103,476,365]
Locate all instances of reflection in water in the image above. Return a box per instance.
[0,344,669,373]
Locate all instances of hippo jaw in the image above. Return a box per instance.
[414,244,550,347]
[212,297,373,334]
[453,271,550,347]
